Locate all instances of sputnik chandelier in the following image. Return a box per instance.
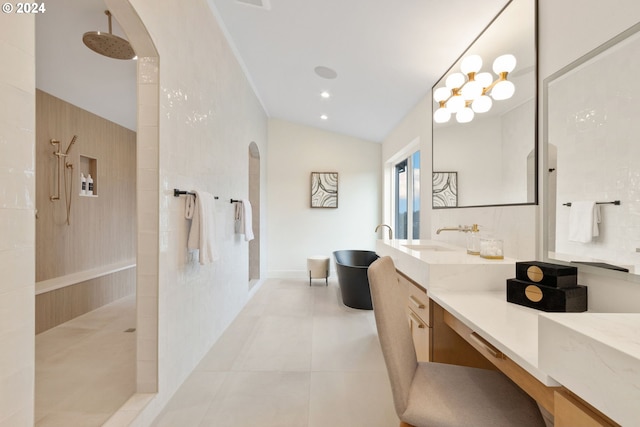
[433,54,517,124]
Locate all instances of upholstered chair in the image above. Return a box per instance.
[368,256,545,427]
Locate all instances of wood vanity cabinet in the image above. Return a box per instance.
[397,270,431,361]
[554,389,618,427]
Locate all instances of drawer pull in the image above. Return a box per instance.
[469,332,503,359]
[408,311,426,328]
[409,295,425,309]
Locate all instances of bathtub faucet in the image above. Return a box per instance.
[375,224,393,239]
[436,224,479,234]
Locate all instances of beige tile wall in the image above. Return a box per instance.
[35,90,137,278]
[35,267,136,334]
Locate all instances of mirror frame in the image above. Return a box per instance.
[431,0,539,209]
[542,21,640,284]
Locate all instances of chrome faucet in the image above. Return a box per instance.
[375,224,393,239]
[436,224,479,234]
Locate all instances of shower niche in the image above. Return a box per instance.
[79,155,98,197]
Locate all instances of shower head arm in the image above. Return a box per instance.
[105,10,113,35]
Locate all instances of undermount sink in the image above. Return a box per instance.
[402,244,454,252]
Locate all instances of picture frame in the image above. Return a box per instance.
[310,172,338,208]
[432,171,458,208]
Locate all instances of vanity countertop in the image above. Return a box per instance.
[377,239,640,424]
[428,288,558,387]
[539,312,640,425]
[375,239,516,291]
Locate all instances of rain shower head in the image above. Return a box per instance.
[83,10,136,60]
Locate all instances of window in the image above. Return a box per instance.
[394,151,420,239]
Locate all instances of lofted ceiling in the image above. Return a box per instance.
[36,0,510,141]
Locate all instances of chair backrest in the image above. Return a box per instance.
[367,256,418,417]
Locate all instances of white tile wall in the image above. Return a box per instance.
[107,0,269,424]
[0,12,35,427]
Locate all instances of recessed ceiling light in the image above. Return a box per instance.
[314,66,337,79]
[320,91,331,99]
[320,114,328,120]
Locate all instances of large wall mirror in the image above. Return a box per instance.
[432,0,538,208]
[544,22,640,281]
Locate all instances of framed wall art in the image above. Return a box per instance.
[432,171,458,208]
[310,172,338,208]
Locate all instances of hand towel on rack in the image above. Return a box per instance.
[568,201,600,243]
[187,191,219,264]
[234,199,254,242]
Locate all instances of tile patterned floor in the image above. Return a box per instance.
[34,278,398,427]
[35,295,137,427]
[152,278,398,427]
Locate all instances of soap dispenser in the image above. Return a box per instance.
[80,173,86,195]
[466,224,480,255]
[87,174,94,195]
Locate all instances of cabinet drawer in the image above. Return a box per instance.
[408,308,431,362]
[442,307,556,414]
[555,390,618,427]
[397,270,430,326]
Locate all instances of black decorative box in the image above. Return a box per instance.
[506,279,587,312]
[515,261,577,289]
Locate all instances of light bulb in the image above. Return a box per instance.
[433,87,451,102]
[433,107,451,123]
[475,72,493,88]
[445,72,465,89]
[461,80,483,100]
[456,107,474,123]
[491,80,515,100]
[446,95,465,113]
[472,95,492,113]
[493,54,517,74]
[461,55,483,74]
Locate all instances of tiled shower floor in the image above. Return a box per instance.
[35,294,136,426]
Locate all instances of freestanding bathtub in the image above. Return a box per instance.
[333,250,379,310]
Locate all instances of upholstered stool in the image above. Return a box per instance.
[307,256,329,286]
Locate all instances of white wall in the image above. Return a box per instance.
[382,96,432,237]
[126,0,269,423]
[267,119,381,277]
[0,13,35,427]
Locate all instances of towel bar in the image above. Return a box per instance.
[173,189,219,199]
[563,200,620,207]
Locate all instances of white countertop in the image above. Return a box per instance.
[539,313,640,425]
[375,239,516,291]
[376,239,640,423]
[429,288,559,387]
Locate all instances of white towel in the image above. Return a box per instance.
[187,191,219,264]
[568,201,600,243]
[234,199,254,242]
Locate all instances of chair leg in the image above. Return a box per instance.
[309,271,311,286]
